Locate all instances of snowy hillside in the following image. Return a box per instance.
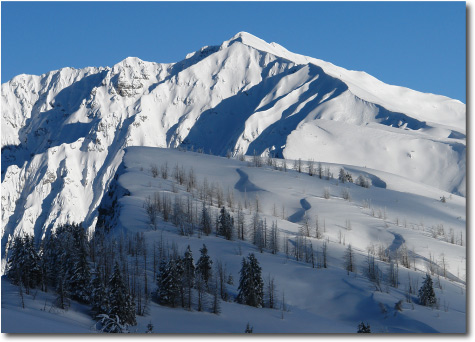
[2,147,466,333]
[1,32,466,271]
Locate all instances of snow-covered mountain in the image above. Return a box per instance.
[1,32,466,260]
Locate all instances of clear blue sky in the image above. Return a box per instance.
[1,1,466,102]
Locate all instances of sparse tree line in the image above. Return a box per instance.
[246,151,372,190]
[391,214,464,247]
[146,160,336,271]
[172,146,372,190]
[146,159,395,285]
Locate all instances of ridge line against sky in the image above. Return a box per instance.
[1,1,466,103]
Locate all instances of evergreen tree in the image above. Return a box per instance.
[195,273,205,311]
[156,258,168,302]
[6,236,25,286]
[217,207,234,240]
[211,278,221,314]
[200,203,212,236]
[55,252,71,309]
[236,204,246,241]
[345,172,353,183]
[6,235,41,293]
[108,262,136,325]
[157,258,182,307]
[317,162,323,179]
[357,322,371,333]
[269,221,279,254]
[183,245,195,309]
[237,254,264,307]
[90,267,109,320]
[42,232,60,289]
[338,168,346,183]
[196,244,213,290]
[344,244,356,275]
[356,174,369,188]
[69,227,91,303]
[418,274,437,307]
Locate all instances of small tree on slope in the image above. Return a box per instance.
[196,244,213,291]
[357,322,371,333]
[217,207,234,240]
[90,268,109,320]
[237,253,264,307]
[418,274,437,307]
[183,245,195,309]
[108,262,136,325]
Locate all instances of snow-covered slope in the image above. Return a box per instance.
[1,32,466,263]
[3,146,464,333]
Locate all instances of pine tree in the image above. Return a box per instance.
[55,252,71,309]
[217,207,234,240]
[237,254,264,307]
[156,258,168,303]
[108,262,136,325]
[41,232,60,291]
[344,244,355,275]
[200,203,212,236]
[69,226,91,303]
[90,267,109,320]
[345,172,353,183]
[269,221,279,254]
[317,162,323,179]
[216,259,228,301]
[196,244,213,290]
[183,245,195,309]
[338,168,346,183]
[357,322,371,333]
[356,174,369,188]
[236,203,246,240]
[157,258,182,307]
[418,274,437,307]
[265,274,276,308]
[6,236,25,286]
[211,278,221,314]
[195,273,205,311]
[256,220,265,252]
[6,235,41,293]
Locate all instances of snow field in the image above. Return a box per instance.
[113,147,465,332]
[1,147,466,333]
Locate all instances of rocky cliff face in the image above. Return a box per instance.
[1,32,465,262]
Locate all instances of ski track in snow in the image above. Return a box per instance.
[287,198,311,223]
[234,168,264,192]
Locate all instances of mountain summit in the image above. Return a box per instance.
[1,32,465,259]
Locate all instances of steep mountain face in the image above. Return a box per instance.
[1,32,466,258]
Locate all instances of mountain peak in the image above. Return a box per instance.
[230,31,260,41]
[224,31,273,51]
[115,56,145,66]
